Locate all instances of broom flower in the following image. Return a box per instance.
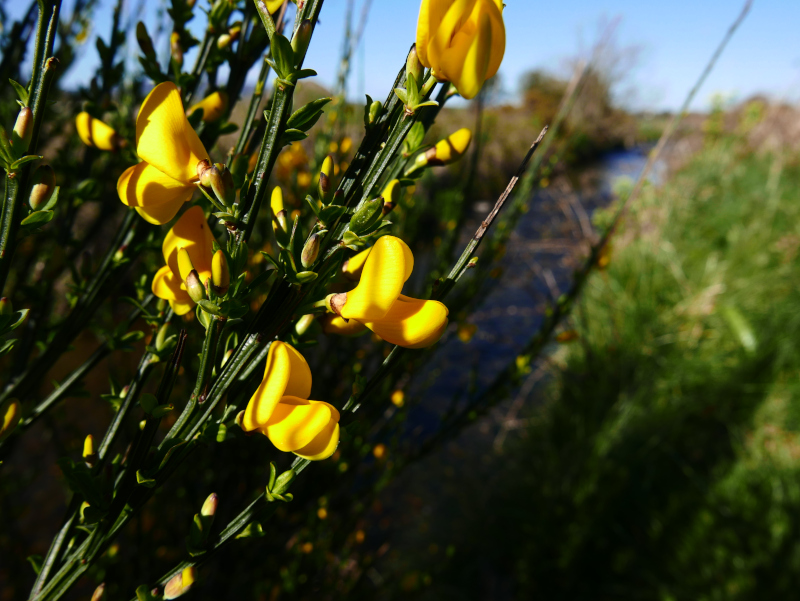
[152,206,216,315]
[416,0,506,100]
[75,112,121,151]
[117,82,209,225]
[242,341,340,461]
[329,236,449,349]
[187,90,228,123]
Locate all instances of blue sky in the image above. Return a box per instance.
[9,0,800,111]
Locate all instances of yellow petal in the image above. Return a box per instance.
[117,162,194,225]
[242,341,312,431]
[322,314,368,337]
[416,0,455,68]
[266,0,284,12]
[342,247,372,281]
[452,9,493,100]
[152,265,194,315]
[340,236,414,321]
[187,91,228,123]
[162,205,216,281]
[136,82,209,183]
[76,112,118,150]
[271,186,284,215]
[262,396,333,452]
[361,294,449,349]
[294,402,340,460]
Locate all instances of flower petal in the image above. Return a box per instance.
[361,294,449,349]
[162,205,216,280]
[262,396,333,453]
[340,236,413,321]
[136,82,208,182]
[188,91,228,123]
[152,265,194,315]
[294,410,340,461]
[242,341,312,432]
[322,315,368,337]
[117,162,194,225]
[76,112,118,150]
[416,0,455,67]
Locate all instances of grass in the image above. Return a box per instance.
[363,115,800,600]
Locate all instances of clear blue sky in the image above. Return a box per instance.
[10,0,800,111]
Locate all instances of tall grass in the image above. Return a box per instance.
[367,110,800,600]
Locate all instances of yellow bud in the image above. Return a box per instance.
[408,128,472,175]
[91,583,106,601]
[28,164,56,210]
[201,493,218,517]
[0,400,21,441]
[75,112,119,151]
[270,186,284,214]
[170,31,183,66]
[391,390,404,407]
[164,566,196,599]
[12,107,33,149]
[185,270,206,304]
[381,179,400,215]
[82,434,94,458]
[211,250,230,295]
[177,248,195,282]
[318,155,334,199]
[188,91,228,123]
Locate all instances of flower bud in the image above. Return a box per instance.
[273,469,296,495]
[12,107,33,150]
[202,163,235,207]
[211,250,230,296]
[136,22,156,59]
[155,323,172,352]
[28,165,56,210]
[1,400,21,441]
[0,297,12,316]
[381,179,400,215]
[368,100,382,124]
[291,19,313,65]
[201,493,218,517]
[164,566,196,600]
[176,248,195,282]
[350,196,384,235]
[271,187,288,241]
[91,583,106,601]
[170,31,183,66]
[83,434,96,466]
[185,270,206,304]
[196,159,212,184]
[294,314,316,336]
[318,155,333,200]
[216,33,232,49]
[407,128,472,175]
[406,44,424,88]
[188,91,228,123]
[301,233,320,268]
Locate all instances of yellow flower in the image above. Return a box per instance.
[187,90,228,123]
[117,82,209,225]
[416,0,506,100]
[152,206,216,316]
[266,0,284,12]
[322,314,367,337]
[242,341,340,461]
[75,112,120,150]
[333,236,449,349]
[341,246,371,281]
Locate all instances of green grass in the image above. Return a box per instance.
[372,125,800,600]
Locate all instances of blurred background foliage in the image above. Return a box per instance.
[2,0,799,600]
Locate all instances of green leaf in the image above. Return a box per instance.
[294,69,317,80]
[0,339,16,356]
[9,79,29,104]
[20,210,54,232]
[318,204,347,225]
[281,128,308,146]
[236,522,265,539]
[136,470,156,488]
[27,554,43,575]
[394,88,408,105]
[197,299,221,316]
[287,97,332,132]
[294,271,318,284]
[217,122,239,135]
[9,154,43,171]
[270,32,295,78]
[57,458,108,510]
[39,186,60,211]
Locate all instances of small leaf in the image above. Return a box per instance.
[287,97,332,132]
[9,154,43,171]
[27,555,43,575]
[197,300,221,316]
[281,128,308,146]
[136,470,156,488]
[270,32,295,78]
[20,210,54,231]
[393,88,408,105]
[9,79,29,104]
[318,205,346,225]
